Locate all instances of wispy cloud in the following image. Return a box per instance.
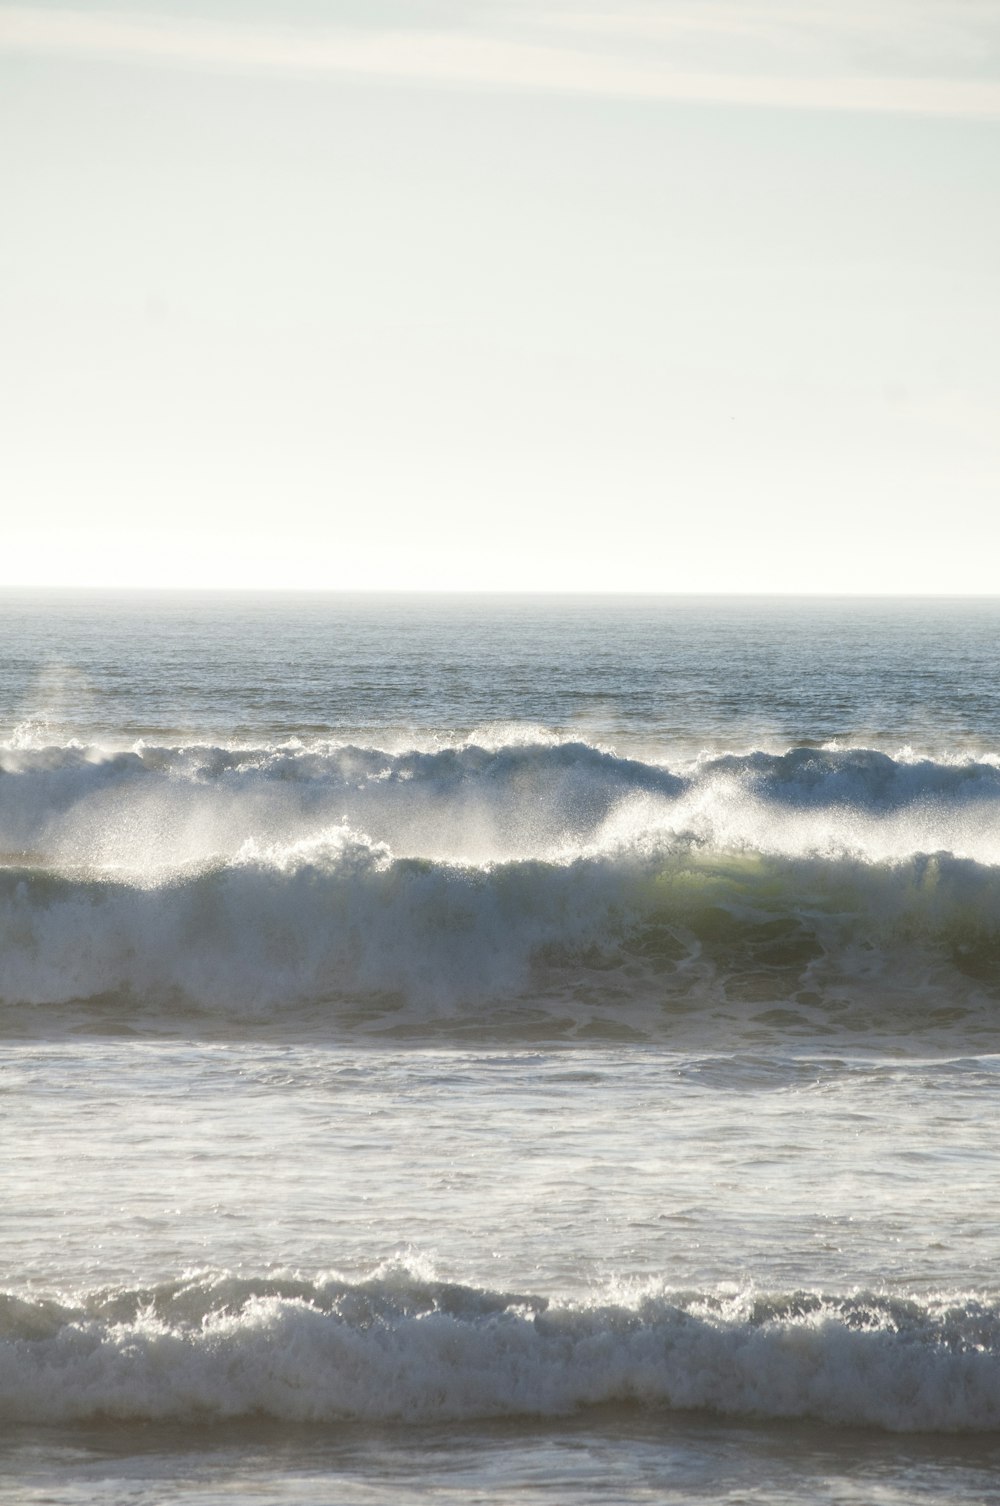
[1,3,998,118]
[532,1,1000,77]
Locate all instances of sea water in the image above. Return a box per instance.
[2,591,1000,1504]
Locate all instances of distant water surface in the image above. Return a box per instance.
[4,590,1000,750]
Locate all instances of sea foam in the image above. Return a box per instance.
[2,1269,998,1432]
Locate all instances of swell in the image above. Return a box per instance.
[2,1268,998,1433]
[2,739,1000,1029]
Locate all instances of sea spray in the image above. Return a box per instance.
[2,739,1000,1028]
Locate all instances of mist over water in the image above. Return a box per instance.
[3,593,1000,1503]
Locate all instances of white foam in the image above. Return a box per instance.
[2,1271,998,1432]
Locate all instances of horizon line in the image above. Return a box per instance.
[3,585,999,601]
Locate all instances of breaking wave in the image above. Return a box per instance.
[2,1267,999,1433]
[4,738,1000,869]
[2,739,1000,1030]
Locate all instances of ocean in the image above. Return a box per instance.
[2,590,1000,1504]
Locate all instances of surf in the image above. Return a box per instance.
[2,737,1000,1038]
[3,1266,998,1433]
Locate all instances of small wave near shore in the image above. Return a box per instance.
[2,1266,999,1433]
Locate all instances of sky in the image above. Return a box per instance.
[1,0,998,593]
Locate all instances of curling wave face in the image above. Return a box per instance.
[2,1265,999,1433]
[2,738,1000,1031]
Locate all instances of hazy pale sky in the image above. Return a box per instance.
[1,1,998,591]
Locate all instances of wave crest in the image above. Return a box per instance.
[2,1268,998,1432]
[3,740,1000,1031]
[3,738,1000,870]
